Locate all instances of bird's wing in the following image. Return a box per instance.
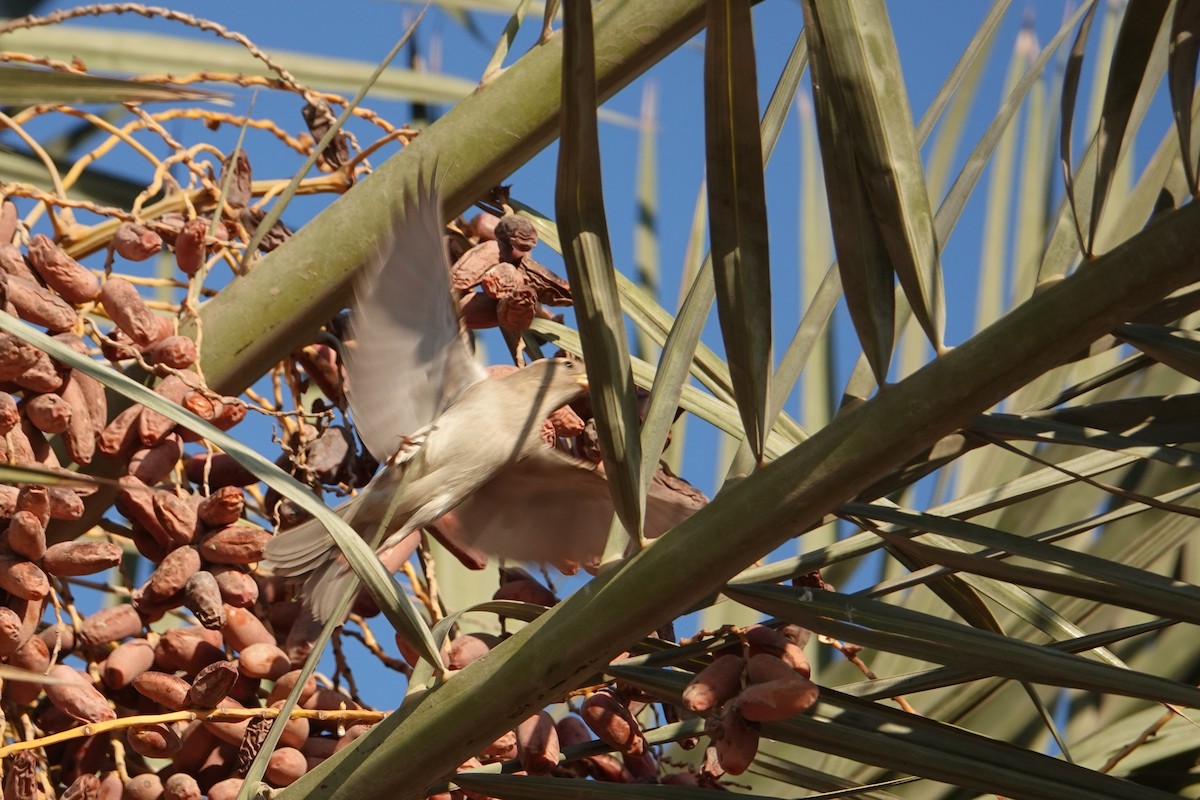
[445,448,699,565]
[345,179,487,461]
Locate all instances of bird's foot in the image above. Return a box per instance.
[388,426,434,467]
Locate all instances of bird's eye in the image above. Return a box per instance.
[564,359,575,369]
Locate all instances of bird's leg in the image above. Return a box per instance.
[387,426,434,467]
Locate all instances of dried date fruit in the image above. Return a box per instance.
[128,722,182,758]
[554,714,592,748]
[103,638,155,689]
[161,775,199,800]
[780,641,811,677]
[237,641,289,680]
[11,597,44,649]
[210,397,247,430]
[200,524,271,564]
[14,348,63,393]
[0,391,18,432]
[302,686,359,713]
[79,603,142,647]
[24,391,70,434]
[268,669,317,704]
[6,509,45,561]
[303,735,338,762]
[113,222,162,261]
[62,774,100,800]
[0,244,32,279]
[210,566,257,607]
[202,697,250,744]
[580,688,646,756]
[583,753,634,783]
[706,705,758,775]
[733,676,819,722]
[206,779,242,800]
[144,335,198,368]
[60,375,97,464]
[5,635,49,704]
[16,420,51,465]
[16,484,49,524]
[0,335,40,381]
[63,367,106,435]
[266,747,307,786]
[7,273,77,331]
[5,751,37,800]
[623,749,658,781]
[198,486,244,527]
[222,604,275,651]
[745,652,801,684]
[26,234,100,303]
[121,773,164,800]
[42,540,123,577]
[48,485,84,519]
[444,632,499,670]
[516,710,560,775]
[683,654,744,713]
[221,150,253,210]
[184,571,226,629]
[142,545,201,602]
[0,606,22,656]
[174,217,209,276]
[270,699,310,748]
[301,100,348,168]
[0,201,16,245]
[138,374,192,446]
[303,424,354,485]
[154,627,224,674]
[99,404,142,459]
[334,723,371,753]
[128,433,184,486]
[0,555,48,600]
[100,277,158,347]
[132,670,189,710]
[185,660,239,708]
[480,729,517,761]
[39,620,74,654]
[117,475,171,545]
[185,452,257,487]
[46,665,116,723]
[153,490,199,546]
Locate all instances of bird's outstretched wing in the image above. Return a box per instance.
[345,179,487,461]
[445,448,699,565]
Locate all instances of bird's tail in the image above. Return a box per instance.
[260,514,337,577]
[261,494,421,624]
[302,557,358,626]
[261,517,360,624]
[261,506,365,624]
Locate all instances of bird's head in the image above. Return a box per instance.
[507,357,589,414]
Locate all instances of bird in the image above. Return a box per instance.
[260,178,699,622]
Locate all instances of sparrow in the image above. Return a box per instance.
[260,180,698,622]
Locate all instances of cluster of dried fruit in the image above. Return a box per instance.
[0,197,377,798]
[451,211,573,332]
[14,496,379,799]
[682,624,819,776]
[422,571,737,792]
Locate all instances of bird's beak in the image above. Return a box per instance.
[575,375,590,390]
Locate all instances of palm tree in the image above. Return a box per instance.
[3,2,1200,799]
